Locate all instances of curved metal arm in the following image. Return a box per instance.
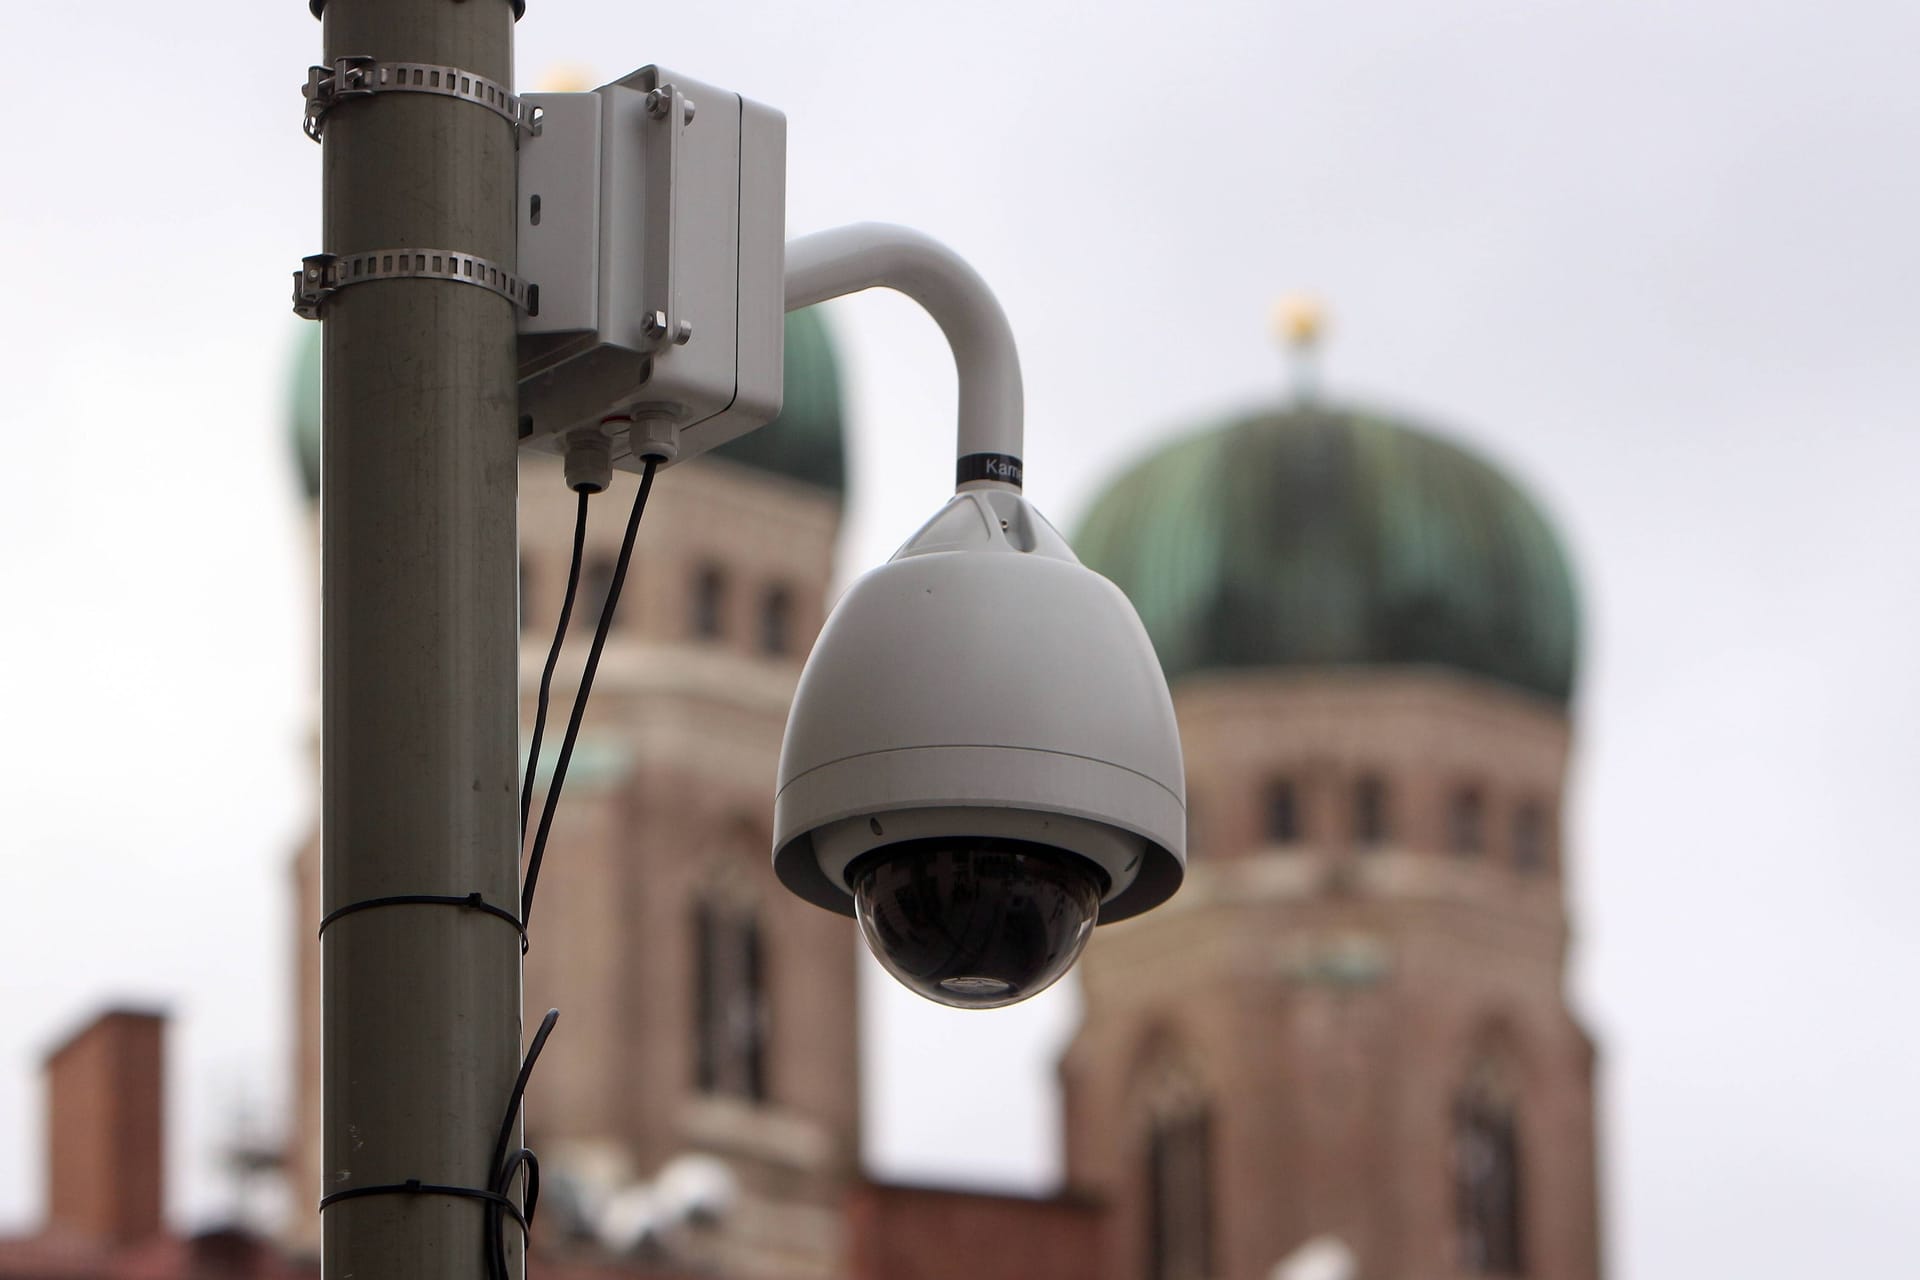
[785,223,1024,488]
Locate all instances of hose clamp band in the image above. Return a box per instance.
[293,249,533,319]
[303,56,541,144]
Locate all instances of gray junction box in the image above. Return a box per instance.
[515,67,787,471]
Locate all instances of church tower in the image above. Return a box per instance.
[1060,364,1603,1279]
[286,312,863,1278]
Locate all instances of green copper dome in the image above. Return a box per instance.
[289,307,847,500]
[289,318,323,499]
[707,306,846,496]
[1074,403,1580,703]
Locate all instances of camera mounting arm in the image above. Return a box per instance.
[784,223,1026,491]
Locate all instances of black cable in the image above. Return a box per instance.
[485,456,658,1271]
[522,487,591,840]
[316,1010,555,1280]
[484,1007,560,1280]
[488,1151,539,1280]
[521,457,660,929]
[489,1008,560,1191]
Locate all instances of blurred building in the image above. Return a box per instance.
[0,1010,302,1280]
[1063,389,1601,1280]
[2,310,1601,1280]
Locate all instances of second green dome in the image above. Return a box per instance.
[1074,404,1580,703]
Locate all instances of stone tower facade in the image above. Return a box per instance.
[1063,404,1603,1280]
[513,456,859,1278]
[1061,671,1600,1280]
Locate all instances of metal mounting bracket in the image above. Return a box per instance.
[303,56,542,144]
[293,249,533,320]
[638,81,693,352]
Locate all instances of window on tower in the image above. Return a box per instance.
[582,553,617,631]
[1265,777,1301,845]
[692,564,727,641]
[759,583,793,657]
[693,897,769,1102]
[1146,1103,1212,1280]
[1354,774,1390,849]
[1454,1080,1525,1274]
[1513,801,1553,874]
[1449,786,1486,856]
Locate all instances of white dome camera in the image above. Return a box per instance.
[773,486,1186,1009]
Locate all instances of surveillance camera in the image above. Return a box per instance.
[773,486,1186,1009]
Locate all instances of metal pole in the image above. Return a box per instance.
[318,1,521,1277]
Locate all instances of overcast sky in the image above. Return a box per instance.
[2,2,1917,1277]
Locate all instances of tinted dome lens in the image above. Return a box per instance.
[850,839,1106,1010]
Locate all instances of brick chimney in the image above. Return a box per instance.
[43,1007,166,1246]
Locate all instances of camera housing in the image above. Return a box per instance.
[772,487,1187,1007]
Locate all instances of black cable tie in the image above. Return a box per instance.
[318,1178,529,1233]
[318,892,528,953]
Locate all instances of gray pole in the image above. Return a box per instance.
[317,2,522,1277]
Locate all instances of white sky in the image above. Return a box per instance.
[2,2,1918,1277]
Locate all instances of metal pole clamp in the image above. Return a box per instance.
[293,250,534,319]
[303,56,543,144]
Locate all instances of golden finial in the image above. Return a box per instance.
[1271,294,1327,401]
[1271,293,1326,352]
[539,64,599,93]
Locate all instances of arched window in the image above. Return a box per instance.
[1265,777,1301,845]
[693,897,768,1101]
[1449,786,1486,856]
[692,565,726,641]
[1129,1033,1213,1280]
[1454,1070,1525,1274]
[1512,802,1552,874]
[1354,774,1390,849]
[1146,1100,1212,1280]
[759,584,793,657]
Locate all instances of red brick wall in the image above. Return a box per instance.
[44,1009,165,1246]
[848,1183,1103,1280]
